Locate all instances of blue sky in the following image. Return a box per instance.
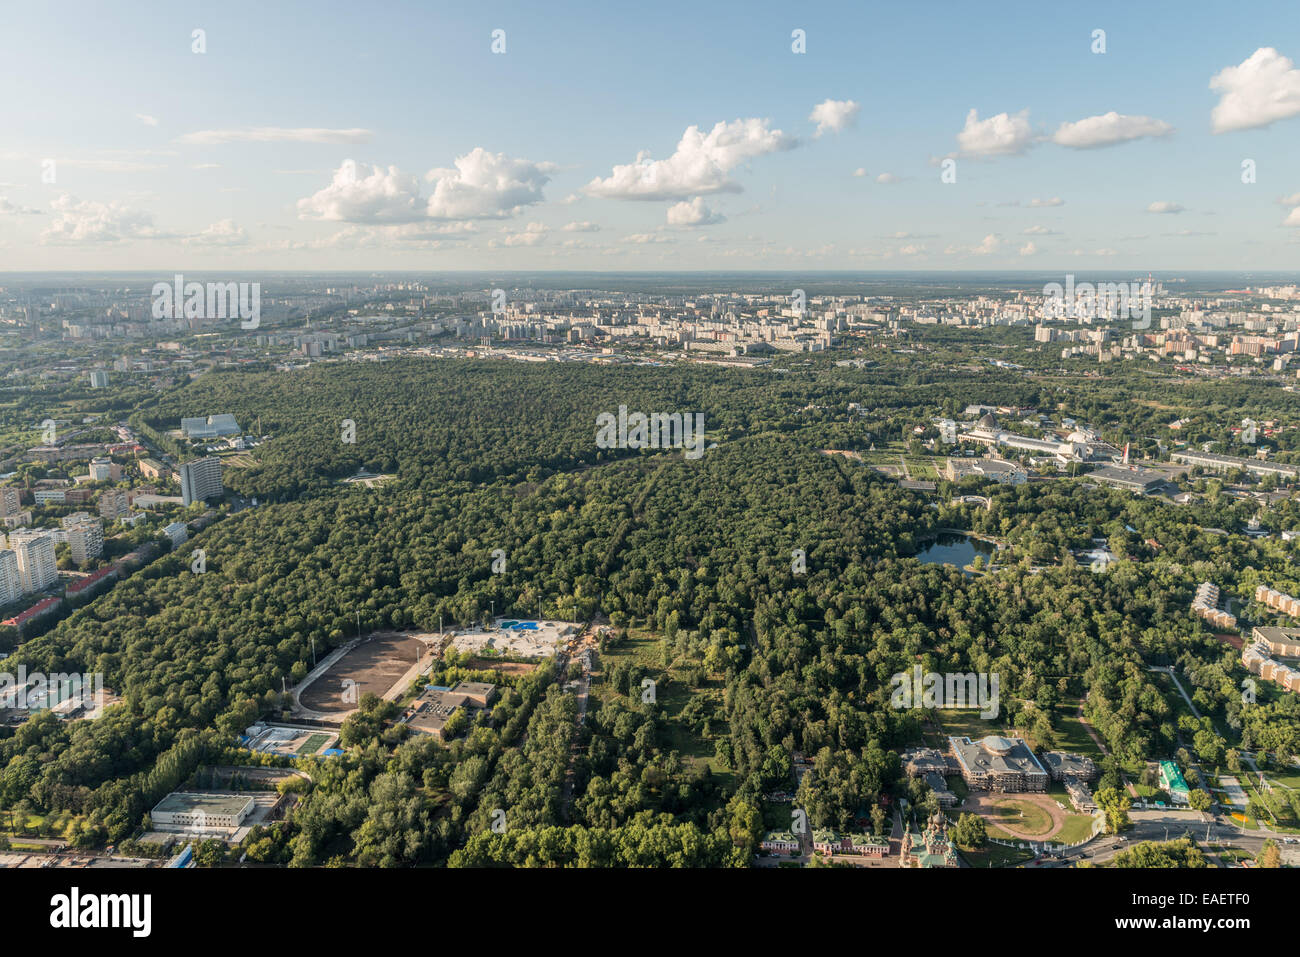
[2,0,1299,270]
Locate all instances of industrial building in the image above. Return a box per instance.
[1088,464,1165,494]
[181,414,241,440]
[150,792,255,831]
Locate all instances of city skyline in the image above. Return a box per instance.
[2,0,1300,271]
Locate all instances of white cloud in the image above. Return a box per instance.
[297,161,425,223]
[267,222,476,251]
[135,113,159,127]
[853,167,867,178]
[297,151,551,224]
[1285,207,1300,227]
[1146,201,1185,214]
[946,233,1002,257]
[666,196,726,226]
[956,109,1033,156]
[40,194,166,244]
[1022,225,1058,235]
[623,232,676,244]
[1019,241,1038,257]
[1028,197,1064,208]
[0,196,41,215]
[809,99,860,137]
[1210,47,1300,133]
[1051,111,1173,148]
[563,221,600,232]
[424,148,554,219]
[183,219,248,247]
[178,127,372,145]
[875,172,901,184]
[585,118,796,200]
[492,222,549,247]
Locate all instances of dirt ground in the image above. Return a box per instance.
[299,631,430,712]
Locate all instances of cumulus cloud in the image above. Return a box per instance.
[40,195,166,244]
[946,233,1002,257]
[956,108,1033,156]
[424,147,554,219]
[283,222,476,250]
[494,222,549,247]
[0,196,41,215]
[1051,111,1173,148]
[585,118,796,200]
[1028,197,1064,207]
[875,172,901,184]
[666,197,726,226]
[852,167,867,177]
[135,113,159,127]
[1146,201,1185,214]
[1019,241,1038,257]
[623,232,676,244]
[178,127,372,145]
[1286,208,1300,227]
[1210,47,1300,133]
[183,219,249,246]
[809,99,860,137]
[298,150,553,224]
[1022,225,1058,235]
[297,161,425,223]
[563,221,600,232]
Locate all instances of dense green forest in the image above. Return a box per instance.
[2,356,1298,863]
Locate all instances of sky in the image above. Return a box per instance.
[2,0,1300,272]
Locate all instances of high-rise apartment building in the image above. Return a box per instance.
[0,549,20,605]
[62,513,104,566]
[0,487,21,518]
[99,488,131,520]
[180,456,223,506]
[8,529,57,594]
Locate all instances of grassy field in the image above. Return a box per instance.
[1051,699,1105,759]
[1052,814,1098,844]
[959,841,1034,868]
[592,627,732,785]
[985,798,1054,837]
[934,708,1009,743]
[297,733,331,756]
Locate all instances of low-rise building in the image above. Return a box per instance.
[1159,760,1191,804]
[1251,626,1300,658]
[949,735,1048,792]
[760,831,800,854]
[943,456,1027,486]
[150,792,254,831]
